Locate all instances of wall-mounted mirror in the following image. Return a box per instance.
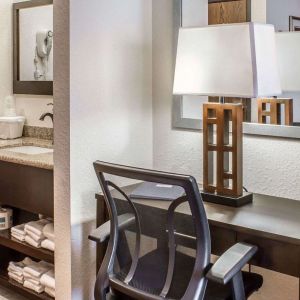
[173,0,300,139]
[13,0,53,95]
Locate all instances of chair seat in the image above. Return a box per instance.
[112,248,263,300]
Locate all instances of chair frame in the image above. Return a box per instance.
[91,161,258,300]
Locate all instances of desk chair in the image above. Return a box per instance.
[90,161,263,300]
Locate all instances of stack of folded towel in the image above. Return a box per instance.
[24,219,51,248]
[23,260,53,294]
[11,224,26,242]
[41,269,55,298]
[41,223,55,252]
[10,219,55,252]
[7,257,33,284]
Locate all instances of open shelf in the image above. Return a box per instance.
[0,229,54,263]
[0,270,53,300]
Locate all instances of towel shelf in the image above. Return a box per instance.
[0,270,53,300]
[0,229,54,264]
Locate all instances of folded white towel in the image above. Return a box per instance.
[25,235,42,248]
[8,257,33,274]
[43,223,54,242]
[8,272,24,284]
[45,286,55,298]
[23,274,40,286]
[23,280,44,294]
[23,261,52,279]
[41,239,55,252]
[11,224,25,235]
[25,219,50,237]
[40,269,55,290]
[26,230,45,243]
[11,232,26,242]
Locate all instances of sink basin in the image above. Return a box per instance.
[5,146,53,155]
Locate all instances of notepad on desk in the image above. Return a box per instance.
[130,182,185,201]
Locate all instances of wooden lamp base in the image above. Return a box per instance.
[201,191,253,207]
[203,102,250,206]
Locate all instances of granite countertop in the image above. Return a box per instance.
[0,137,53,170]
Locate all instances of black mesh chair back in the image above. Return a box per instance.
[93,161,211,300]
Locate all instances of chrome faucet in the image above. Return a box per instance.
[39,103,53,123]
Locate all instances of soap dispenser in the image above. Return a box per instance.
[0,96,25,139]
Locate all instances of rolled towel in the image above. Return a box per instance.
[8,272,24,284]
[23,280,44,294]
[45,287,55,298]
[11,232,25,242]
[11,224,25,235]
[43,223,54,242]
[41,239,55,252]
[25,219,50,237]
[23,261,52,279]
[25,235,42,248]
[40,269,55,290]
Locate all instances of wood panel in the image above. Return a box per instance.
[208,0,249,25]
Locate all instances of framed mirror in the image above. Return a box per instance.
[13,0,53,95]
[173,0,300,139]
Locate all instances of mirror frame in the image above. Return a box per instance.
[172,0,300,139]
[13,0,53,95]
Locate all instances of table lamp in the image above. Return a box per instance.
[257,32,300,126]
[173,23,282,207]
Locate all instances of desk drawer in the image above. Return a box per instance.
[210,225,236,256]
[237,233,300,277]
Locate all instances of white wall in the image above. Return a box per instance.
[153,1,300,201]
[0,0,53,129]
[57,0,153,299]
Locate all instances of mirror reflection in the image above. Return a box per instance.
[19,4,53,81]
[180,0,300,128]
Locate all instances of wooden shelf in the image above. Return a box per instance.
[0,270,53,300]
[0,230,54,264]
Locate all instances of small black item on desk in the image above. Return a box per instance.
[130,182,185,201]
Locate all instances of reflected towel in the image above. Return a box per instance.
[45,287,55,298]
[23,280,44,294]
[43,223,54,242]
[41,239,55,252]
[40,269,55,289]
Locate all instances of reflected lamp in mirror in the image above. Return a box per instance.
[173,23,281,206]
[257,32,300,126]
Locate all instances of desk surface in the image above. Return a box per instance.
[108,185,300,246]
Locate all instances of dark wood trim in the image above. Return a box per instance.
[13,0,53,95]
[0,230,54,263]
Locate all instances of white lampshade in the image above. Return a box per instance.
[276,32,300,92]
[173,23,282,98]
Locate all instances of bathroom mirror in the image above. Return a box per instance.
[173,0,300,139]
[13,0,53,95]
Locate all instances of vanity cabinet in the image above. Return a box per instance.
[0,160,54,300]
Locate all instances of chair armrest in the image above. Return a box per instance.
[206,243,257,285]
[88,213,135,243]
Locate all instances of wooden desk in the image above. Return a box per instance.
[95,185,300,298]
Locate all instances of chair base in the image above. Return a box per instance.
[201,191,253,207]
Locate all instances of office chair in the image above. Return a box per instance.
[90,161,263,300]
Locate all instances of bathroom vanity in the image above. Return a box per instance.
[0,137,53,300]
